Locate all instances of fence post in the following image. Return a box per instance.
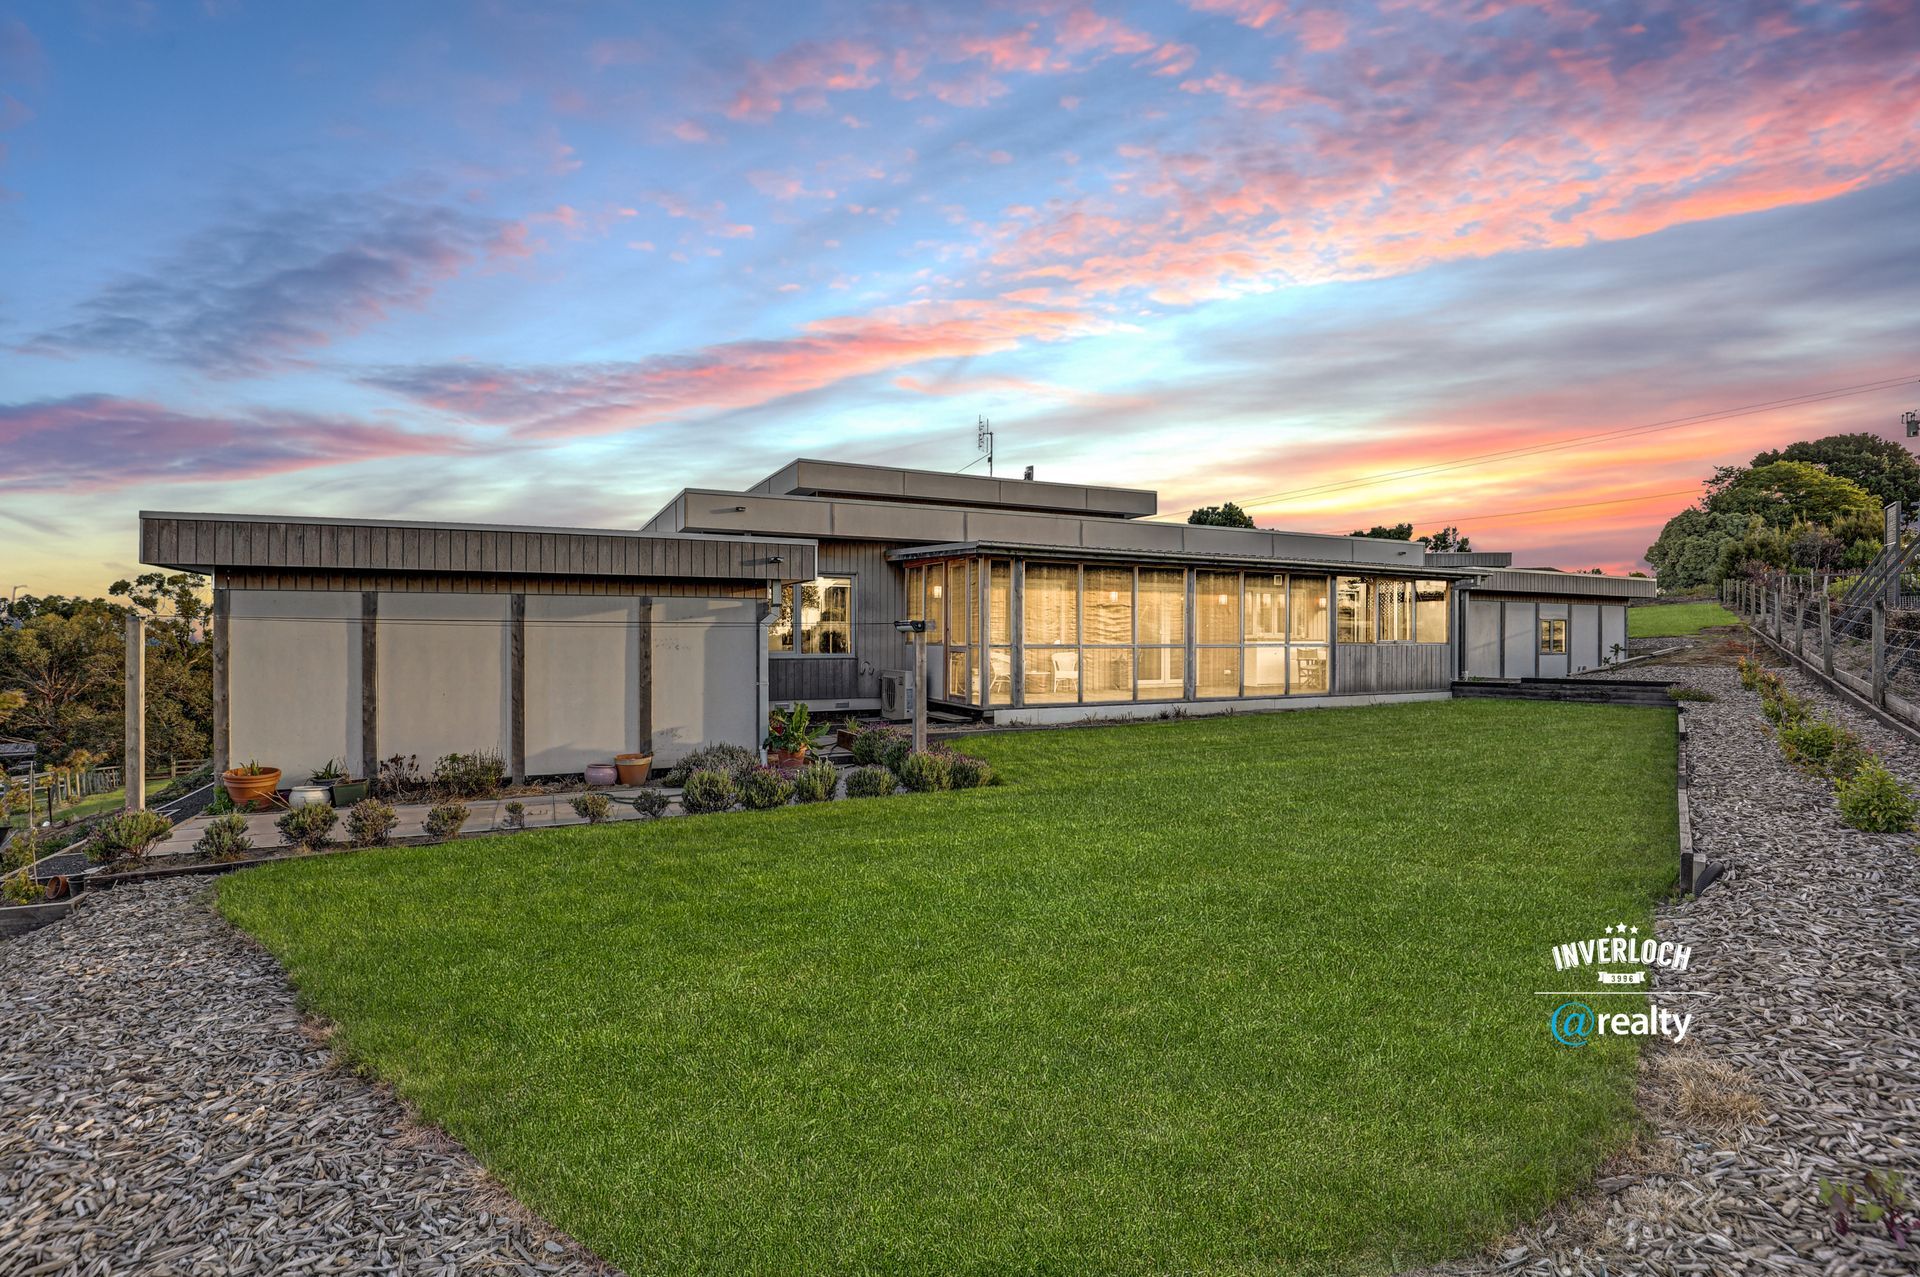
[1772,586,1783,641]
[125,613,146,812]
[1794,595,1805,657]
[1872,599,1887,708]
[1822,597,1834,677]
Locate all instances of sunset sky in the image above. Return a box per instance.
[4,0,1918,595]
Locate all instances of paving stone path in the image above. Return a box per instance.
[0,880,613,1276]
[1428,651,1920,1276]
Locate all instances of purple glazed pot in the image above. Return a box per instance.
[583,762,618,787]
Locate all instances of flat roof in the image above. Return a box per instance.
[1465,568,1657,600]
[886,540,1486,578]
[751,457,1157,519]
[139,512,817,583]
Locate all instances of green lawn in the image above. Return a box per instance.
[220,700,1677,1276]
[1629,601,1739,638]
[6,777,172,830]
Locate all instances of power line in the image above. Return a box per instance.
[1382,487,1701,530]
[1163,374,1918,519]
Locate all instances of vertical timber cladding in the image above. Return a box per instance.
[767,538,911,706]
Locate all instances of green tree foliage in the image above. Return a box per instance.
[1348,522,1414,540]
[0,573,211,771]
[0,689,22,726]
[1418,526,1473,553]
[1187,502,1256,528]
[1751,433,1920,512]
[1646,447,1888,592]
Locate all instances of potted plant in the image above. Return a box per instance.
[614,752,654,785]
[221,759,282,811]
[765,702,831,767]
[331,769,369,808]
[299,758,345,808]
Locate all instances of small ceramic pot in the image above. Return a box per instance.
[288,784,332,808]
[583,762,618,787]
[614,753,654,785]
[331,779,369,808]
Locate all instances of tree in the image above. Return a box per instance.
[1418,526,1473,553]
[110,573,212,772]
[1646,454,1886,592]
[1348,522,1413,540]
[0,689,22,726]
[1188,503,1256,528]
[1752,433,1920,513]
[1711,460,1880,529]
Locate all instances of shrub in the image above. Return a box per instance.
[740,766,795,810]
[1668,685,1717,703]
[572,791,614,823]
[95,810,174,862]
[1737,657,1763,691]
[897,750,952,793]
[662,743,758,788]
[194,813,254,861]
[849,724,902,767]
[424,801,471,841]
[433,749,506,799]
[765,702,832,757]
[1836,758,1919,833]
[1777,717,1869,782]
[791,759,838,803]
[275,803,337,851]
[946,754,996,789]
[880,734,913,776]
[346,798,398,847]
[374,753,424,799]
[630,789,669,818]
[680,769,738,815]
[207,788,236,815]
[501,799,526,829]
[844,765,896,798]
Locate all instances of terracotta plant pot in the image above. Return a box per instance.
[222,766,282,811]
[331,779,369,808]
[769,747,807,768]
[583,762,618,787]
[614,753,654,785]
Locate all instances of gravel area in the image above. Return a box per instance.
[1428,651,1920,1276]
[0,879,614,1276]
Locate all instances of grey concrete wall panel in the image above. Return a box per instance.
[1502,601,1539,678]
[650,598,762,765]
[523,596,642,775]
[1466,598,1502,678]
[1569,603,1601,674]
[1601,604,1628,665]
[376,594,513,766]
[227,590,361,784]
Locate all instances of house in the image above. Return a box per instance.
[137,457,1652,782]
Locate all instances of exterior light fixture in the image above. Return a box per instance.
[894,620,928,633]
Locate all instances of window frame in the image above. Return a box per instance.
[1538,617,1568,656]
[768,573,857,658]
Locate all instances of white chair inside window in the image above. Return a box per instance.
[1050,649,1079,692]
[989,649,1012,698]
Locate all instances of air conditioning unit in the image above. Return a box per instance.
[879,669,915,721]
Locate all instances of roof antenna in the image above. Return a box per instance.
[976,414,994,476]
[1022,465,1034,481]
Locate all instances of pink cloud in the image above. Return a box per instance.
[367,298,1112,439]
[0,396,468,494]
[725,39,883,120]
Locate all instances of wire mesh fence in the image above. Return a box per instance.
[1723,575,1920,731]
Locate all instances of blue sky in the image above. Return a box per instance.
[3,0,1918,591]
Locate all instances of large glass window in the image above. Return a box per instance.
[1290,576,1329,642]
[1083,648,1134,702]
[1539,617,1567,655]
[907,565,924,627]
[1083,567,1133,647]
[1197,646,1240,698]
[1137,646,1184,698]
[1244,574,1287,641]
[987,560,1012,706]
[1290,645,1329,693]
[1024,564,1078,646]
[1023,564,1078,704]
[962,559,978,650]
[1139,570,1185,645]
[947,647,976,704]
[1197,572,1240,645]
[1337,578,1374,644]
[771,576,853,654]
[1415,580,1449,643]
[1378,579,1415,642]
[926,563,946,644]
[1244,644,1287,696]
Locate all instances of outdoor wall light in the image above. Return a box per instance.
[894,620,928,633]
